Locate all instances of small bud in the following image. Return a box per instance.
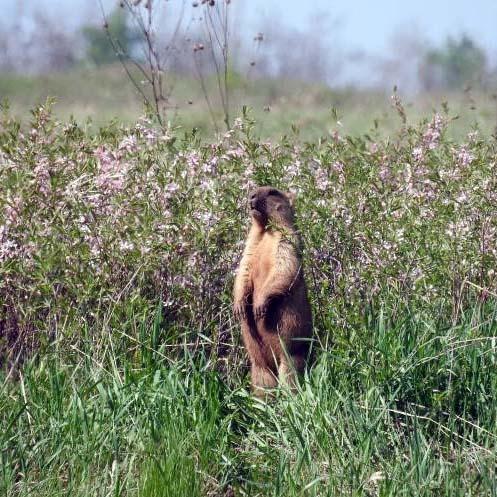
[250,61,255,66]
[192,1,199,5]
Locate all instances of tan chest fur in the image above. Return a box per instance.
[250,232,279,293]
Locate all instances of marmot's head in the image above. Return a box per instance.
[249,186,296,228]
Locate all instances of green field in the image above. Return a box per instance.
[1,77,497,495]
[1,65,497,140]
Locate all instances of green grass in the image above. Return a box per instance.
[2,303,497,496]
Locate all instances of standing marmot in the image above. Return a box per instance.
[233,186,313,395]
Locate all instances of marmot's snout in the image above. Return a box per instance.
[249,190,266,214]
[249,191,258,210]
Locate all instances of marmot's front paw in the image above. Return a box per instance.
[254,302,268,320]
[233,303,247,320]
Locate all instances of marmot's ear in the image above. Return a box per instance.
[286,191,296,207]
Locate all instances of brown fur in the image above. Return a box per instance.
[233,186,313,396]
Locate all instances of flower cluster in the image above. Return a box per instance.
[94,146,128,194]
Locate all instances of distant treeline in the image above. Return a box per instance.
[0,2,493,92]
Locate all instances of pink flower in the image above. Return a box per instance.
[0,237,18,262]
[119,240,134,252]
[166,182,180,194]
[186,151,201,172]
[193,209,218,229]
[285,161,300,179]
[226,147,245,159]
[34,158,51,196]
[456,147,474,167]
[412,147,424,162]
[202,156,218,174]
[315,168,331,191]
[94,146,127,194]
[118,135,138,153]
[200,179,214,191]
[95,146,118,173]
[4,196,22,227]
[135,118,158,145]
[422,113,444,150]
[379,166,391,182]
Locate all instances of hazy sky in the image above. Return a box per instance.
[4,0,497,85]
[4,0,497,55]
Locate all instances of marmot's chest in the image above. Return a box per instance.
[250,235,278,289]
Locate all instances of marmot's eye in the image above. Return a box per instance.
[268,189,280,196]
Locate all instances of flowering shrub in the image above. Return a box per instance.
[1,102,497,364]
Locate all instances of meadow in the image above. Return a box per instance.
[2,65,497,139]
[1,78,497,496]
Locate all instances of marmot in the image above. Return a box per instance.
[233,186,313,395]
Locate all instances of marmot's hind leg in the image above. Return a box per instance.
[251,364,277,397]
[278,354,306,392]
